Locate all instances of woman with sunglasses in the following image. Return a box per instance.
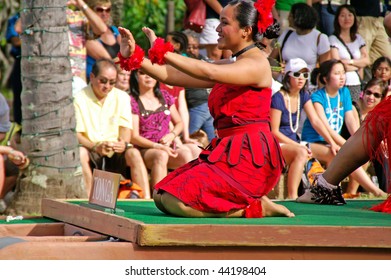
[329,5,370,103]
[85,0,121,80]
[298,59,386,203]
[118,0,295,218]
[271,58,339,199]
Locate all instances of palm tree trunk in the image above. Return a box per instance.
[6,0,85,215]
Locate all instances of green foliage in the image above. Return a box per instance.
[122,0,186,49]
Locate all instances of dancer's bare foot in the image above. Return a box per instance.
[142,26,157,47]
[261,196,295,217]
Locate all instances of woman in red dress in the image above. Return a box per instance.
[118,0,294,218]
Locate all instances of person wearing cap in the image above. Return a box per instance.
[270,3,331,92]
[271,58,339,199]
[298,59,386,199]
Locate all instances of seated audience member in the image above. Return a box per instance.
[129,70,200,188]
[270,3,331,91]
[0,145,27,213]
[115,65,131,93]
[271,58,339,199]
[165,31,189,56]
[329,4,370,103]
[301,59,386,197]
[74,59,150,198]
[371,56,391,96]
[85,0,121,80]
[0,86,27,212]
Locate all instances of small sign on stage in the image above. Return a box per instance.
[89,169,121,210]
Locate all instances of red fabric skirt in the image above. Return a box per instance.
[155,123,285,214]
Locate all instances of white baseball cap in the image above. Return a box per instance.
[285,58,309,73]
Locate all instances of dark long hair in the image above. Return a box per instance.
[333,4,358,42]
[318,59,346,85]
[290,3,318,30]
[166,31,188,54]
[129,70,163,101]
[371,56,391,77]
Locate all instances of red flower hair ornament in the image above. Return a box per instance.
[254,0,275,34]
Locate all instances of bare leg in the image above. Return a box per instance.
[158,192,294,218]
[0,157,6,199]
[79,147,92,197]
[323,126,377,185]
[153,189,170,214]
[143,149,169,187]
[280,144,308,199]
[167,145,194,170]
[125,148,151,199]
[348,164,385,196]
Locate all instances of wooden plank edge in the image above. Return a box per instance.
[138,224,391,248]
[41,198,144,242]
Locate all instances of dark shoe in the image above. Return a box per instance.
[296,174,346,205]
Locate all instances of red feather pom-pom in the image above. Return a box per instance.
[371,195,391,214]
[148,37,175,65]
[244,199,263,218]
[117,44,145,71]
[254,0,275,33]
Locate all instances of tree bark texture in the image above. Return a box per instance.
[6,0,86,216]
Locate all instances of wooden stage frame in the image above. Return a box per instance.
[1,198,391,260]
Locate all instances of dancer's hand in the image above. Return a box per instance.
[118,27,136,58]
[142,27,158,47]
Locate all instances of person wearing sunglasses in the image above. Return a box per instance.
[74,59,150,199]
[297,59,386,204]
[85,0,121,81]
[271,58,339,199]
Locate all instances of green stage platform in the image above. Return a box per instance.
[1,199,391,260]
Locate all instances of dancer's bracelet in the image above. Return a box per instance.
[148,37,174,65]
[117,45,145,71]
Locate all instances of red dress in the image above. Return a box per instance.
[155,84,285,217]
[365,96,391,213]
